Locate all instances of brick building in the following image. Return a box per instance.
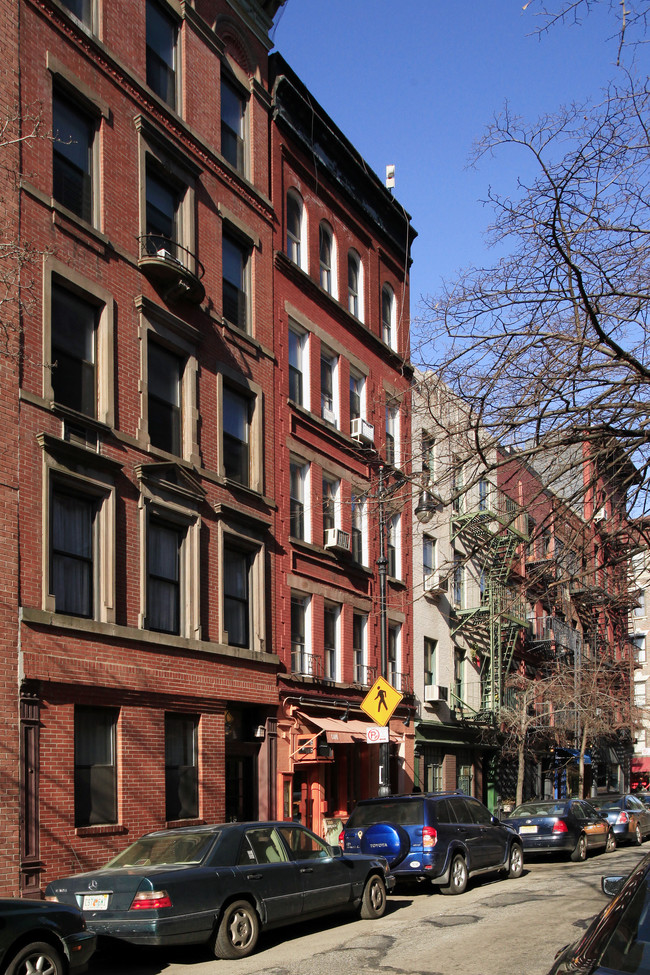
[4,0,289,897]
[0,0,420,895]
[269,55,417,840]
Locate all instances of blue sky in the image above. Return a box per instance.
[272,1,624,318]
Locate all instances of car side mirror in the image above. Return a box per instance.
[602,876,626,898]
[329,844,343,857]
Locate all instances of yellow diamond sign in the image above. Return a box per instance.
[361,676,403,727]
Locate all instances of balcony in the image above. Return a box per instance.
[354,662,377,687]
[291,647,323,679]
[528,616,582,657]
[138,235,205,304]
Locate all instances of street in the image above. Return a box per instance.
[87,845,647,975]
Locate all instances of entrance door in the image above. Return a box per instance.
[225,750,257,821]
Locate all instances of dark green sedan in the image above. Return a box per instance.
[45,821,394,959]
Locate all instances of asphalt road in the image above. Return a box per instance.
[88,845,648,975]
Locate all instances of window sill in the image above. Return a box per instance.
[166,818,205,829]
[76,824,127,838]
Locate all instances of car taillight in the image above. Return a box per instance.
[130,890,172,910]
[422,826,437,848]
[616,811,630,825]
[552,819,568,833]
[339,829,345,847]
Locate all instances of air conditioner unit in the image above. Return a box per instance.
[594,507,608,523]
[324,528,351,553]
[322,407,337,425]
[351,417,375,445]
[423,571,447,596]
[424,684,449,703]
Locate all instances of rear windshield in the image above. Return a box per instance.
[510,803,566,817]
[105,832,217,868]
[346,799,424,828]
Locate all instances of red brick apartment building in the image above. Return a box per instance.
[0,0,418,894]
[269,56,417,839]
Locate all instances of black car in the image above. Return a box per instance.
[591,794,650,846]
[548,852,650,974]
[0,898,96,975]
[340,792,523,894]
[506,799,615,861]
[45,821,394,959]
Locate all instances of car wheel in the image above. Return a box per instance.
[6,942,65,975]
[570,833,587,862]
[440,854,468,896]
[359,874,387,919]
[214,900,260,960]
[508,843,523,879]
[606,830,617,853]
[634,822,643,846]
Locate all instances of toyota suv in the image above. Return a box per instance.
[340,792,523,894]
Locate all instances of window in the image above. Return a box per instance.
[353,613,367,684]
[319,222,335,295]
[222,232,249,331]
[381,283,396,349]
[635,590,646,618]
[322,476,339,539]
[425,749,443,792]
[52,89,95,223]
[387,513,400,578]
[479,478,489,511]
[147,517,183,634]
[223,544,252,649]
[385,403,399,466]
[221,77,246,173]
[320,349,338,425]
[422,433,435,483]
[635,682,647,707]
[51,487,96,618]
[60,0,92,26]
[349,370,364,423]
[423,536,436,583]
[291,594,311,675]
[146,0,178,109]
[348,250,362,319]
[634,634,647,664]
[454,651,465,707]
[452,461,464,514]
[351,493,366,564]
[145,165,181,258]
[323,604,340,681]
[165,714,198,821]
[424,638,437,686]
[288,325,307,407]
[453,550,464,608]
[290,459,308,540]
[148,340,183,455]
[75,706,117,827]
[222,386,251,486]
[286,190,304,268]
[388,623,400,688]
[51,283,98,417]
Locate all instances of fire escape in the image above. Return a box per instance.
[450,492,528,722]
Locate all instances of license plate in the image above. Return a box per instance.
[82,894,109,911]
[519,825,538,834]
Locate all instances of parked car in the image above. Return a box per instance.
[505,798,615,861]
[547,852,650,974]
[45,821,394,960]
[0,898,95,975]
[339,792,523,895]
[591,794,650,845]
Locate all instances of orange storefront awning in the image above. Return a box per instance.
[296,711,400,744]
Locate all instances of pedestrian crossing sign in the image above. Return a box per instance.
[361,676,403,727]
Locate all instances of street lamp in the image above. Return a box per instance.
[377,465,439,796]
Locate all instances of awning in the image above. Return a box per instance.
[296,711,401,744]
[632,757,650,773]
[557,747,592,765]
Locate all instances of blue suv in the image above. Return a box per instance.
[340,792,523,894]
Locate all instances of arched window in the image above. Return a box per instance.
[381,283,396,349]
[347,249,363,320]
[286,190,305,269]
[319,221,336,296]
